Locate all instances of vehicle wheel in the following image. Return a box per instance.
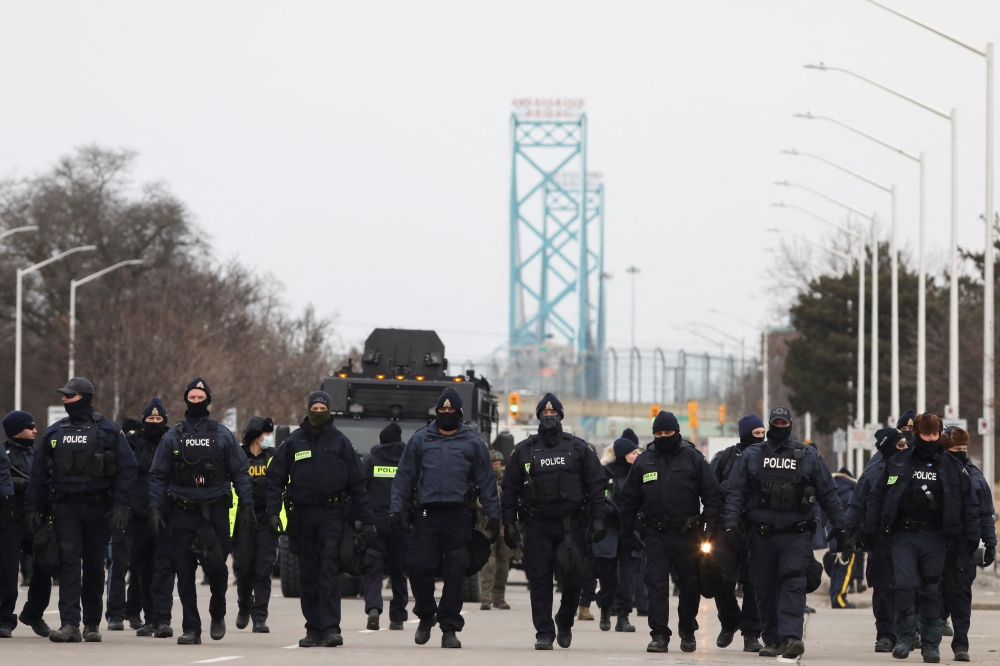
[462,573,481,603]
[279,535,301,598]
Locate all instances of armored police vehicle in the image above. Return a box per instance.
[279,328,499,599]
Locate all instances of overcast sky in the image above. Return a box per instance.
[2,1,999,366]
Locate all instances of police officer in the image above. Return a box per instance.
[148,377,252,645]
[845,427,906,652]
[0,417,23,637]
[618,410,721,654]
[865,413,980,663]
[479,449,515,611]
[594,436,641,633]
[26,377,137,643]
[390,388,500,649]
[266,391,375,648]
[723,406,845,660]
[939,426,995,662]
[708,414,763,652]
[828,467,858,609]
[362,423,409,631]
[0,411,50,639]
[898,410,916,442]
[121,399,169,637]
[233,416,277,633]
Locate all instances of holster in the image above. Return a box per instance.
[190,503,226,574]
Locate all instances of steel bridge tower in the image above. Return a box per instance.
[508,99,606,397]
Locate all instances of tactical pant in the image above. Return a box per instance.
[363,524,409,622]
[595,542,639,614]
[644,528,700,641]
[634,555,648,613]
[408,505,471,633]
[829,547,857,609]
[104,527,130,623]
[55,500,111,628]
[289,504,344,634]
[714,535,760,636]
[891,529,945,651]
[0,519,52,630]
[169,501,231,634]
[522,514,586,640]
[747,529,811,644]
[125,517,155,623]
[942,550,976,651]
[578,575,597,607]
[235,524,278,624]
[867,533,896,643]
[148,507,177,628]
[479,535,512,605]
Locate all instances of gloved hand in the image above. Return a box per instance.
[11,477,27,494]
[725,524,746,550]
[703,516,718,541]
[503,523,521,550]
[830,528,847,555]
[984,545,996,568]
[487,517,500,544]
[25,511,42,534]
[111,505,130,533]
[239,503,257,528]
[591,518,607,543]
[149,508,166,538]
[267,514,283,536]
[389,512,408,535]
[362,523,377,546]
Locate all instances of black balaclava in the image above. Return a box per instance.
[948,449,968,462]
[765,407,792,443]
[143,420,168,444]
[914,436,940,460]
[308,409,331,433]
[183,377,212,419]
[654,432,682,454]
[740,432,765,448]
[535,393,564,439]
[434,388,463,432]
[65,392,94,420]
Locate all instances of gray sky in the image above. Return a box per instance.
[2,1,999,366]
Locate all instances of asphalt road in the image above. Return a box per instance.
[4,571,1000,665]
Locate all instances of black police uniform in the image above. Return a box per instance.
[233,443,278,627]
[709,439,762,646]
[0,435,51,636]
[593,454,639,626]
[265,416,373,642]
[619,438,721,650]
[723,431,844,652]
[390,396,500,645]
[362,436,409,626]
[501,428,606,644]
[148,412,251,637]
[26,404,137,635]
[0,444,21,634]
[865,443,979,658]
[827,469,858,609]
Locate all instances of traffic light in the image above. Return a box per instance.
[687,400,699,430]
[649,405,661,423]
[508,392,520,416]
[718,404,727,425]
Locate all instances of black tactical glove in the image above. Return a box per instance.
[984,545,997,568]
[239,503,257,528]
[25,511,42,534]
[725,524,747,550]
[362,523,378,546]
[111,505,130,533]
[591,518,607,543]
[830,528,847,555]
[503,523,521,550]
[487,517,501,544]
[149,507,167,538]
[267,514,283,536]
[11,477,27,494]
[389,512,408,536]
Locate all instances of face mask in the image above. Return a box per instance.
[307,409,331,432]
[767,425,792,442]
[538,415,562,434]
[879,439,903,458]
[948,449,968,462]
[143,420,168,443]
[914,437,940,459]
[261,433,275,449]
[739,432,764,447]
[901,430,914,444]
[12,436,34,448]
[436,411,461,431]
[654,433,682,454]
[64,393,94,418]
[185,400,209,419]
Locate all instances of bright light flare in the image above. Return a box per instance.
[700,542,712,554]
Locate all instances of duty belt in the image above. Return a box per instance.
[174,495,230,512]
[752,520,815,536]
[644,515,699,533]
[893,518,943,533]
[287,493,344,511]
[519,504,585,522]
[54,491,110,505]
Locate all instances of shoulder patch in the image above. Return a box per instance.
[643,471,658,483]
[887,475,898,485]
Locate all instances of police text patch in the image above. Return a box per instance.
[374,466,397,478]
[294,450,312,461]
[913,470,937,481]
[643,472,658,483]
[762,457,797,470]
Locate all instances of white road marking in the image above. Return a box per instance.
[358,629,377,633]
[283,645,299,649]
[193,658,242,664]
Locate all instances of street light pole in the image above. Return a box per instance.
[68,259,144,379]
[15,245,97,410]
[0,226,39,243]
[626,266,639,350]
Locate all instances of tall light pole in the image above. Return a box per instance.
[0,226,39,243]
[773,200,867,429]
[804,66,955,417]
[793,112,929,412]
[68,259,144,379]
[15,245,97,410]
[626,265,640,350]
[783,149,892,425]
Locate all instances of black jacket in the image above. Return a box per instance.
[364,440,406,525]
[126,429,161,517]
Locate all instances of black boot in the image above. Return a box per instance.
[82,626,101,642]
[235,610,250,630]
[177,631,201,645]
[717,629,735,648]
[367,609,380,631]
[154,624,173,638]
[556,626,572,648]
[136,624,154,637]
[680,633,696,653]
[106,618,124,631]
[441,630,461,648]
[48,625,82,643]
[210,618,225,641]
[743,634,763,652]
[599,608,611,631]
[322,629,343,647]
[921,646,940,663]
[615,614,635,632]
[415,618,433,645]
[646,635,668,653]
[299,632,322,647]
[19,615,50,637]
[252,620,269,633]
[534,636,554,650]
[758,643,782,656]
[782,638,805,658]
